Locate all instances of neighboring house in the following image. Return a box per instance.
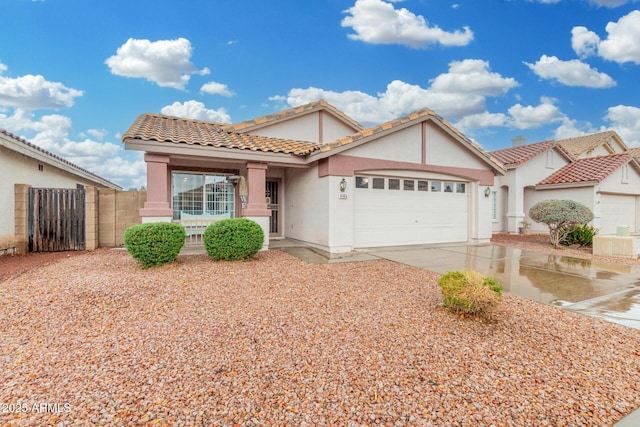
[557,130,627,159]
[123,100,505,253]
[489,131,640,235]
[490,140,575,233]
[0,129,120,254]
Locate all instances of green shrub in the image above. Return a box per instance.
[438,270,503,319]
[561,224,597,247]
[203,218,264,261]
[529,199,594,247]
[124,222,186,269]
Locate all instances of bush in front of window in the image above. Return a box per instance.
[203,218,264,261]
[124,222,186,269]
[438,270,503,320]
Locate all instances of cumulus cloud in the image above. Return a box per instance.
[571,11,640,64]
[200,81,234,97]
[588,0,630,6]
[341,0,473,48]
[455,112,510,133]
[105,38,210,89]
[86,128,108,140]
[275,59,517,125]
[160,100,231,123]
[0,108,144,188]
[508,97,566,130]
[0,63,83,109]
[524,55,616,88]
[605,105,640,147]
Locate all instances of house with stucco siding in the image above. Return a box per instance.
[1,129,120,255]
[123,100,505,253]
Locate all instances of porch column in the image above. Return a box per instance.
[242,162,271,250]
[139,153,173,222]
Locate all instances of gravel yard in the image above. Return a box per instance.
[1,245,640,426]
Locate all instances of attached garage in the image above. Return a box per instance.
[600,194,637,235]
[353,174,469,248]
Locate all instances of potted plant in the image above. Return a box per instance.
[519,220,531,235]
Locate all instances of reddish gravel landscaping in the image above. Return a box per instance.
[1,247,639,426]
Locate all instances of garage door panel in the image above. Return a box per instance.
[601,194,636,235]
[354,179,468,247]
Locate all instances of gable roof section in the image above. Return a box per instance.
[489,140,574,168]
[312,107,505,174]
[122,113,321,155]
[627,147,640,158]
[557,130,627,158]
[536,153,636,187]
[0,128,120,189]
[223,99,364,134]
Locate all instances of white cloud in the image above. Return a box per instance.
[86,128,108,140]
[200,81,234,97]
[277,59,517,125]
[524,55,616,88]
[508,97,565,129]
[0,63,83,109]
[0,108,143,188]
[341,0,473,48]
[571,11,640,64]
[455,112,509,132]
[588,0,630,6]
[605,105,640,147]
[571,26,601,58]
[105,38,210,89]
[160,100,231,123]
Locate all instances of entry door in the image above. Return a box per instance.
[265,180,281,237]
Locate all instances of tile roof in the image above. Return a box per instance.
[537,153,634,186]
[1,128,120,189]
[315,107,505,172]
[557,130,624,157]
[489,140,575,167]
[223,99,364,133]
[627,147,640,158]
[122,113,321,155]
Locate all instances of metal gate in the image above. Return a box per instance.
[29,187,86,252]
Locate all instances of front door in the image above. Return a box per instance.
[265,180,281,237]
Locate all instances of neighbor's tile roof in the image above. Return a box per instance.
[537,153,633,186]
[223,99,364,133]
[122,113,321,155]
[315,107,505,172]
[490,140,575,167]
[627,147,640,158]
[557,130,623,157]
[1,128,120,188]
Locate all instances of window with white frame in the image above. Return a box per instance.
[491,191,497,220]
[172,172,235,219]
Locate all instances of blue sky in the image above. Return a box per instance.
[1,0,639,189]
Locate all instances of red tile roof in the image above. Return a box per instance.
[122,113,321,155]
[536,153,634,186]
[223,99,364,133]
[557,130,625,157]
[489,140,574,167]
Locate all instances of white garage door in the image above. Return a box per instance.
[354,176,468,248]
[601,194,637,235]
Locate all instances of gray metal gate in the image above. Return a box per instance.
[28,187,86,252]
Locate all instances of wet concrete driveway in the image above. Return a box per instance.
[371,244,640,330]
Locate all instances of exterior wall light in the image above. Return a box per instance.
[339,177,347,192]
[484,187,491,198]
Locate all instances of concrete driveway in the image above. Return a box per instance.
[369,244,640,331]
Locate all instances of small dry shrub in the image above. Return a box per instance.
[438,270,503,319]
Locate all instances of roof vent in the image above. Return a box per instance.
[512,135,527,147]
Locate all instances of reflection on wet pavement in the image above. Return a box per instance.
[372,244,640,330]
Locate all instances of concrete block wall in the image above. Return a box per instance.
[13,184,30,255]
[98,189,146,247]
[85,186,99,251]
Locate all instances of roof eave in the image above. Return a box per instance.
[535,181,598,190]
[124,138,312,167]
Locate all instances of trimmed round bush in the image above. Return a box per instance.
[124,222,186,269]
[438,270,503,319]
[203,218,264,261]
